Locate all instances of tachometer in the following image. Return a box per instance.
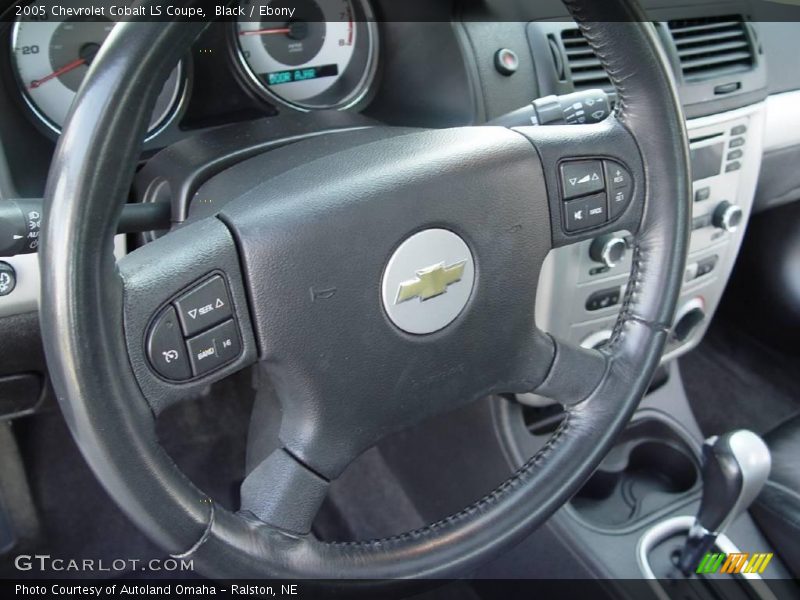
[235,0,378,111]
[11,1,184,138]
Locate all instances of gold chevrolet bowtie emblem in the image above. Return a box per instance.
[395,260,467,304]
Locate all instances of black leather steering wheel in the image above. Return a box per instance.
[39,0,690,580]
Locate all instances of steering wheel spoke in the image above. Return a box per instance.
[117,215,258,414]
[240,448,330,536]
[531,333,608,406]
[516,115,646,249]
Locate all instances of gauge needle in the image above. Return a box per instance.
[28,57,87,90]
[239,27,291,36]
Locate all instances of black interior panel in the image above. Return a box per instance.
[723,200,800,353]
[0,312,47,420]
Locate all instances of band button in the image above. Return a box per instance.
[186,319,242,376]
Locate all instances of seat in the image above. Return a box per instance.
[750,414,800,577]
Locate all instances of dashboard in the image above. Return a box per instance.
[0,1,797,584]
[1,0,800,389]
[7,0,379,143]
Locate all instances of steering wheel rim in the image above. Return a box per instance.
[40,0,690,580]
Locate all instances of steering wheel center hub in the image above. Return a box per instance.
[381,228,475,334]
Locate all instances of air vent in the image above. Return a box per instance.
[560,28,613,93]
[668,16,754,81]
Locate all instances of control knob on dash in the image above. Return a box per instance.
[590,234,627,268]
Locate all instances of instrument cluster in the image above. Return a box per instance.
[9,0,379,140]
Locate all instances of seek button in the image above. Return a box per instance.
[174,276,232,337]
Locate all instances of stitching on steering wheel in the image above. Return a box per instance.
[563,0,630,123]
[169,501,215,559]
[566,12,672,346]
[323,412,573,548]
[607,243,643,350]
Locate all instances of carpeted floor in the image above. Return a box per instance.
[0,373,255,579]
[680,318,800,438]
[0,365,514,585]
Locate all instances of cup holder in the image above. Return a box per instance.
[570,417,700,527]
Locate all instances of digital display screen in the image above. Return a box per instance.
[690,143,724,182]
[265,64,339,86]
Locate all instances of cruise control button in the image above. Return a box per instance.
[604,161,632,190]
[561,160,605,200]
[610,185,632,219]
[174,275,232,337]
[186,319,241,376]
[564,192,607,232]
[147,307,191,381]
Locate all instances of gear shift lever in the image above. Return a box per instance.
[678,430,771,575]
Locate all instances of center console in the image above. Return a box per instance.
[533,103,765,364]
[481,4,794,593]
[497,365,796,593]
[502,101,789,593]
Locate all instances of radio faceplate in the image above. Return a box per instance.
[533,103,765,371]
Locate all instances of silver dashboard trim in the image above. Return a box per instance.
[9,19,187,143]
[764,90,800,152]
[534,102,766,369]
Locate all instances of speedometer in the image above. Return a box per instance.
[235,0,378,111]
[11,1,184,138]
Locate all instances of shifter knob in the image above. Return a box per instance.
[678,430,771,575]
